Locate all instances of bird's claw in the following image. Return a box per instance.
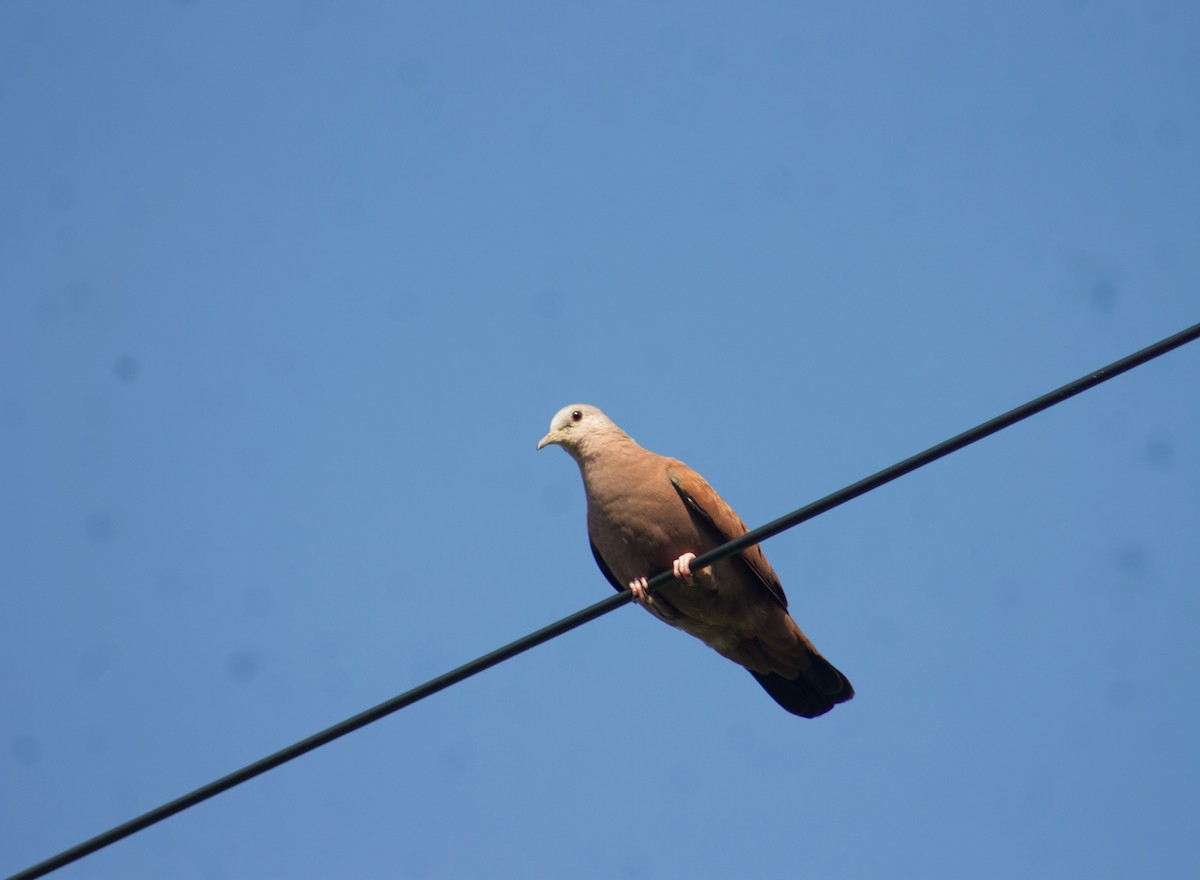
[630,552,699,606]
[629,576,653,606]
[673,552,697,584]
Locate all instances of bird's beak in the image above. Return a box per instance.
[537,430,558,451]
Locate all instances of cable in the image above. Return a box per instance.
[9,321,1199,880]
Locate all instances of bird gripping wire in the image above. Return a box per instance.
[8,320,1200,880]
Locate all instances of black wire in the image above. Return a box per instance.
[9,321,1200,880]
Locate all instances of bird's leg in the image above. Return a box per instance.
[628,576,654,607]
[629,552,708,608]
[673,552,716,590]
[673,552,697,583]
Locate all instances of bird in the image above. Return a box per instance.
[537,403,853,718]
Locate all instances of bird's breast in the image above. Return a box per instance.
[585,477,699,585]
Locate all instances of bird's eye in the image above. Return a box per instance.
[571,410,583,422]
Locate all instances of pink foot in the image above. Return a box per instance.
[628,576,653,606]
[673,552,697,583]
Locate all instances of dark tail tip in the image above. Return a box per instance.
[750,662,855,718]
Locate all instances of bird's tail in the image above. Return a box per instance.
[744,614,854,718]
[749,662,853,718]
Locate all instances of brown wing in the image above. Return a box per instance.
[666,462,789,610]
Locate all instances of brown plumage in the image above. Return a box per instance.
[538,404,853,718]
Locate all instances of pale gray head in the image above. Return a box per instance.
[536,404,632,461]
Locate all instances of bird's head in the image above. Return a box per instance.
[537,404,628,459]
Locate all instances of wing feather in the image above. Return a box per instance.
[590,539,624,593]
[666,462,789,610]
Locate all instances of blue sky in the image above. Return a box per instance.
[2,2,1198,878]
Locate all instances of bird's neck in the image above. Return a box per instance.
[570,429,636,466]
